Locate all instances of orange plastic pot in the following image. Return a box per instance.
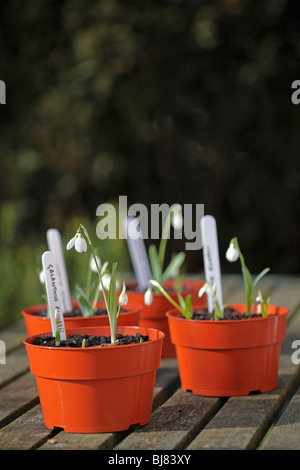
[22,301,141,337]
[167,304,289,397]
[24,325,164,433]
[180,278,207,305]
[125,280,201,358]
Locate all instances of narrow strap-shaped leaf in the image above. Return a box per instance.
[253,267,270,288]
[149,244,162,285]
[184,294,193,319]
[108,262,118,319]
[177,292,186,310]
[74,284,94,317]
[162,252,185,284]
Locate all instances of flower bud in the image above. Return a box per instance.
[225,243,239,262]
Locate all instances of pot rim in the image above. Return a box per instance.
[125,279,194,296]
[22,301,142,320]
[23,325,165,351]
[166,303,289,324]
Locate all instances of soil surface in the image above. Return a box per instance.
[191,306,276,320]
[33,332,149,348]
[36,307,127,318]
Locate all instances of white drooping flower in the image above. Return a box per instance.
[100,273,111,291]
[225,243,239,263]
[118,283,128,306]
[90,255,101,273]
[256,290,263,303]
[198,281,216,298]
[171,204,183,230]
[144,287,154,306]
[99,273,121,291]
[39,270,45,284]
[66,232,87,253]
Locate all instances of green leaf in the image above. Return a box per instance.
[184,294,193,319]
[74,284,94,317]
[177,292,186,310]
[241,263,253,315]
[253,267,270,288]
[162,252,185,283]
[149,244,162,284]
[241,264,253,294]
[108,262,118,320]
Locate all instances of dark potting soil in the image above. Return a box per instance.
[33,332,149,348]
[36,307,127,318]
[191,306,276,320]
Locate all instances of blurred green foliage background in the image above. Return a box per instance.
[0,0,300,328]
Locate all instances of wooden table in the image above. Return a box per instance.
[1,274,300,452]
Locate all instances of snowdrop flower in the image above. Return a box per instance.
[198,281,216,298]
[66,232,87,253]
[100,273,111,291]
[225,243,239,263]
[144,287,154,306]
[256,291,263,303]
[39,270,45,284]
[119,282,128,306]
[171,205,183,230]
[90,255,101,273]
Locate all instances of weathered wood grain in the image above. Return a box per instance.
[0,404,54,450]
[114,388,224,450]
[0,344,29,388]
[186,355,300,450]
[0,320,27,353]
[0,275,299,451]
[0,372,38,428]
[260,384,300,450]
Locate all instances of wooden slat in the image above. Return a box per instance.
[0,345,29,388]
[260,311,300,450]
[0,404,54,450]
[186,355,300,450]
[0,373,38,428]
[260,384,300,450]
[114,389,224,450]
[0,320,27,353]
[186,294,300,450]
[0,275,299,451]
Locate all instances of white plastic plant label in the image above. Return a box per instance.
[46,228,72,312]
[123,216,153,291]
[42,251,67,341]
[200,215,223,313]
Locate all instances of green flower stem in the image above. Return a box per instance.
[231,237,252,316]
[158,211,173,269]
[158,206,180,269]
[149,280,187,317]
[85,255,93,299]
[214,298,224,321]
[55,308,61,346]
[79,224,109,314]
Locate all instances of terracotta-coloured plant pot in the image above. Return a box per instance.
[22,301,141,337]
[167,304,289,397]
[24,325,164,433]
[180,278,207,305]
[125,279,205,358]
